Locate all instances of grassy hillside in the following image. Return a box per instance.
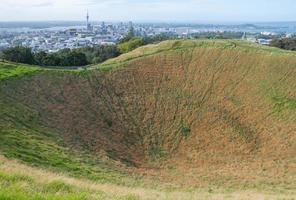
[0,156,139,200]
[0,62,139,186]
[1,155,295,200]
[0,62,41,81]
[0,40,296,199]
[100,39,295,70]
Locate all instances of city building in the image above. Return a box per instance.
[86,10,93,32]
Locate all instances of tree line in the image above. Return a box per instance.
[0,45,120,67]
[270,38,296,51]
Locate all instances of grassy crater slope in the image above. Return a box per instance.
[0,40,296,198]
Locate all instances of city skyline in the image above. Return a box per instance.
[0,0,295,22]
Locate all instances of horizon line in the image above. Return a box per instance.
[0,20,295,24]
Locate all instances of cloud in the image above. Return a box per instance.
[0,0,54,8]
[0,0,294,22]
[72,0,122,6]
[32,1,53,7]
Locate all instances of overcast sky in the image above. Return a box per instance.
[0,0,295,22]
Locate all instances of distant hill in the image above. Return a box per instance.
[0,40,296,199]
[0,21,85,29]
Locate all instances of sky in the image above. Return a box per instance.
[0,0,295,22]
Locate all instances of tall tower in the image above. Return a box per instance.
[86,10,89,29]
[86,10,92,32]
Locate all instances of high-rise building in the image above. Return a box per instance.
[86,10,89,26]
[86,10,92,32]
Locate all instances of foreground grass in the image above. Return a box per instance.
[0,156,295,200]
[0,157,138,200]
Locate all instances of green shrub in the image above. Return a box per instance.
[272,96,296,113]
[0,172,33,184]
[117,38,145,54]
[180,123,191,138]
[43,180,74,193]
[2,46,35,65]
[148,145,166,160]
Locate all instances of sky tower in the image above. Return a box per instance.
[86,10,91,31]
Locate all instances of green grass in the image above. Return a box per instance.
[228,96,242,107]
[272,95,296,113]
[0,61,41,81]
[0,61,157,190]
[0,91,137,187]
[0,60,94,83]
[262,83,296,118]
[0,61,129,185]
[219,109,257,142]
[0,172,34,183]
[148,145,167,161]
[0,125,135,185]
[1,128,128,180]
[0,170,139,200]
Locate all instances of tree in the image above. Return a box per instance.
[270,38,296,51]
[117,37,144,53]
[42,53,61,66]
[0,50,4,61]
[77,45,120,64]
[2,46,34,64]
[36,49,88,67]
[118,27,136,44]
[68,51,88,66]
[34,51,47,66]
[51,50,87,66]
[142,34,170,44]
[127,26,135,38]
[2,44,121,67]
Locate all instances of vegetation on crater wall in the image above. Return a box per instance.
[1,40,296,199]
